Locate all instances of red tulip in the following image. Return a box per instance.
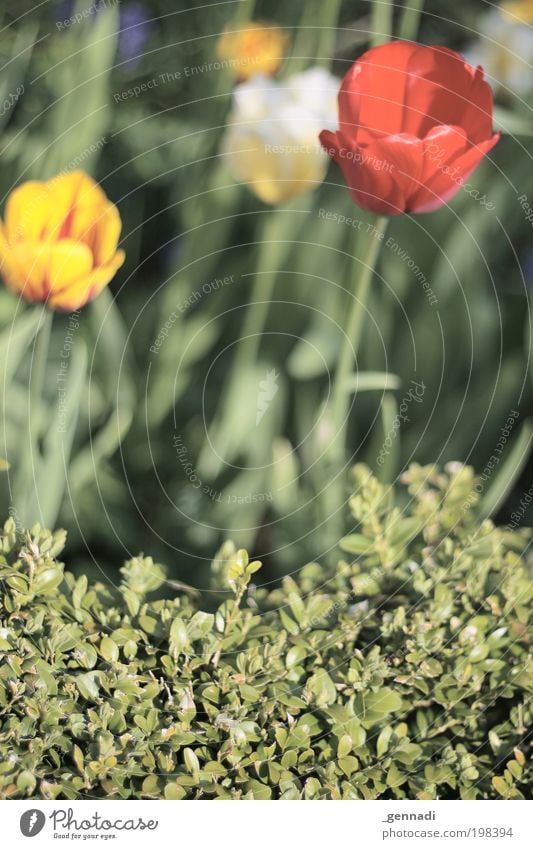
[319,41,500,215]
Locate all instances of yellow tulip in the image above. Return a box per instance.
[216,21,288,81]
[0,170,125,311]
[502,0,533,23]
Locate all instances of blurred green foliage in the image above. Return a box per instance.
[0,464,531,799]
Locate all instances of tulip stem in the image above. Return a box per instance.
[232,0,257,24]
[399,0,425,42]
[330,215,389,463]
[29,307,53,446]
[321,215,388,549]
[371,0,394,47]
[234,208,294,370]
[316,0,343,68]
[290,0,342,74]
[12,307,53,525]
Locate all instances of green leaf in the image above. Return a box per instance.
[492,776,510,797]
[39,3,119,177]
[69,290,135,496]
[32,567,64,596]
[344,371,401,393]
[388,517,422,547]
[72,575,88,610]
[356,688,402,727]
[494,106,533,138]
[183,747,200,776]
[337,734,353,759]
[187,611,214,641]
[244,780,272,800]
[72,744,85,774]
[339,534,373,555]
[164,783,186,800]
[376,726,393,757]
[0,308,43,396]
[16,770,37,795]
[286,645,307,669]
[100,637,119,663]
[169,617,189,654]
[370,392,400,483]
[75,672,100,702]
[480,419,533,519]
[287,314,339,380]
[17,337,88,528]
[307,669,337,706]
[387,763,406,788]
[338,755,359,778]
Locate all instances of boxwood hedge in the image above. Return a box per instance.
[0,464,531,800]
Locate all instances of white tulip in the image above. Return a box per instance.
[221,68,340,204]
[466,7,533,97]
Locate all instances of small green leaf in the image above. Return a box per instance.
[339,534,373,555]
[492,776,510,797]
[100,637,119,663]
[183,748,200,776]
[169,617,189,654]
[307,669,337,707]
[337,735,352,758]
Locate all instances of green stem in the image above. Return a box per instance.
[233,254,276,373]
[289,0,342,75]
[330,215,389,462]
[315,0,343,68]
[398,0,425,41]
[12,307,52,525]
[29,308,53,446]
[231,0,257,25]
[371,0,394,47]
[232,207,298,377]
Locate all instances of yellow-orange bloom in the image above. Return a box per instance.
[502,0,533,23]
[216,21,288,81]
[0,171,125,311]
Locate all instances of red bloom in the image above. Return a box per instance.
[319,41,500,215]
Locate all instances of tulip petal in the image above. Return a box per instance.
[321,129,410,215]
[337,41,495,144]
[91,202,122,266]
[5,182,54,245]
[338,41,418,137]
[412,129,500,213]
[403,47,494,141]
[50,170,108,213]
[51,171,110,244]
[0,223,22,294]
[321,128,428,215]
[7,239,93,303]
[9,243,52,301]
[48,240,94,291]
[462,66,496,144]
[48,249,125,311]
[406,124,469,211]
